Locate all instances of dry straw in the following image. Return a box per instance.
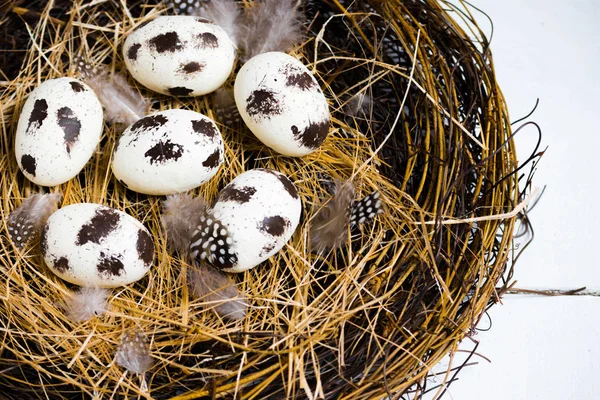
[0,0,521,398]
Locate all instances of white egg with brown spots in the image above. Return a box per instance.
[41,204,154,288]
[15,77,103,186]
[234,52,331,157]
[123,16,235,96]
[112,109,224,195]
[190,169,302,273]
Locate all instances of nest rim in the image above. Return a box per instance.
[0,1,520,399]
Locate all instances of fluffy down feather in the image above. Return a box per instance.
[197,0,241,47]
[188,262,246,320]
[7,192,62,249]
[115,329,153,375]
[63,286,108,323]
[344,92,373,117]
[240,0,304,60]
[309,180,355,253]
[310,181,384,253]
[75,57,150,128]
[162,194,208,256]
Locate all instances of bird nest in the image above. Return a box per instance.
[0,0,521,399]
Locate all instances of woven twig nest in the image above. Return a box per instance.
[0,0,519,399]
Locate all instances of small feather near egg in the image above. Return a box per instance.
[123,16,235,96]
[190,169,302,273]
[112,109,225,196]
[15,77,103,186]
[234,52,331,157]
[41,204,154,288]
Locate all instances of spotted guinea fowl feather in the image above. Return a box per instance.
[7,192,62,249]
[189,209,238,270]
[115,329,153,375]
[162,193,237,271]
[162,194,244,320]
[349,191,384,227]
[168,0,202,15]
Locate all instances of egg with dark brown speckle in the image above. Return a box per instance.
[112,109,224,195]
[41,204,154,288]
[234,52,331,157]
[190,169,301,273]
[123,16,235,96]
[15,78,103,186]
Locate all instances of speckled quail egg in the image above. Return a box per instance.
[123,16,235,96]
[234,52,331,157]
[190,169,302,273]
[112,109,224,196]
[41,204,154,288]
[15,77,103,186]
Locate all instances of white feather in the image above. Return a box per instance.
[344,92,373,117]
[188,263,246,320]
[63,287,108,323]
[86,73,150,127]
[197,0,242,47]
[240,0,304,60]
[74,57,150,128]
